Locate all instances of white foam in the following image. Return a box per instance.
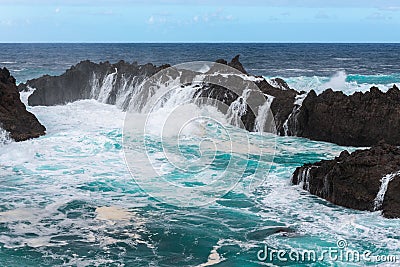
[95,206,131,221]
[374,170,400,211]
[281,71,395,95]
[294,92,307,106]
[282,92,307,136]
[323,70,347,91]
[268,79,288,90]
[0,127,12,145]
[97,68,118,103]
[198,64,211,73]
[226,88,251,127]
[197,240,225,267]
[0,73,398,263]
[218,73,264,82]
[253,94,274,133]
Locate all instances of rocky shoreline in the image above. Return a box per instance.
[19,55,400,147]
[0,68,46,142]
[9,56,400,217]
[20,60,171,110]
[291,142,400,218]
[290,85,400,147]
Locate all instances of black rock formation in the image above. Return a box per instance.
[21,55,297,134]
[0,67,46,142]
[20,55,400,147]
[24,60,170,109]
[289,86,400,146]
[291,142,400,218]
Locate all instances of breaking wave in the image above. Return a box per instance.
[277,71,400,95]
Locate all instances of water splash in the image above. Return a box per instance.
[226,88,251,128]
[0,127,12,145]
[281,71,395,95]
[283,93,307,136]
[374,171,400,211]
[97,68,118,103]
[292,166,312,191]
[323,70,347,91]
[298,167,312,191]
[253,94,274,133]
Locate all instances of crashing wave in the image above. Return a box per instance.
[0,126,12,145]
[19,56,400,146]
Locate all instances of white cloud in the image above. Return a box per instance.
[1,0,399,8]
[225,15,233,21]
[194,9,235,23]
[379,6,400,11]
[100,10,114,15]
[147,14,168,25]
[366,12,392,20]
[146,8,234,27]
[315,10,332,19]
[147,15,155,24]
[55,7,60,13]
[0,19,13,26]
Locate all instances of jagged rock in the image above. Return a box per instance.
[24,60,170,109]
[228,55,248,75]
[215,55,248,75]
[268,78,291,90]
[208,56,299,133]
[255,79,299,135]
[23,55,400,147]
[0,67,46,141]
[291,142,400,218]
[23,56,297,133]
[292,86,400,146]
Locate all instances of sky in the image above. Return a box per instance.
[1,0,400,42]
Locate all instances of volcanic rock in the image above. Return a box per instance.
[291,142,400,218]
[0,67,46,141]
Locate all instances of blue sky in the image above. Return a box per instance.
[1,0,400,42]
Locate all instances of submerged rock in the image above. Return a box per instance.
[0,67,45,141]
[291,142,400,218]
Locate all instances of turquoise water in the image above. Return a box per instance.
[1,43,400,266]
[1,98,399,266]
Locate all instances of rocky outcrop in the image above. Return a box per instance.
[21,55,299,134]
[19,55,400,147]
[291,143,400,218]
[290,86,400,146]
[23,60,170,109]
[255,79,300,135]
[199,78,297,134]
[0,68,45,141]
[216,55,248,75]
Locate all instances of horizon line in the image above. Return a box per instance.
[1,41,400,44]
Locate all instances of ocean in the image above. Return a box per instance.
[1,43,400,266]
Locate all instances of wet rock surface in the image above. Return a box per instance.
[24,60,170,109]
[0,67,45,141]
[293,86,400,146]
[19,55,400,147]
[291,143,400,218]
